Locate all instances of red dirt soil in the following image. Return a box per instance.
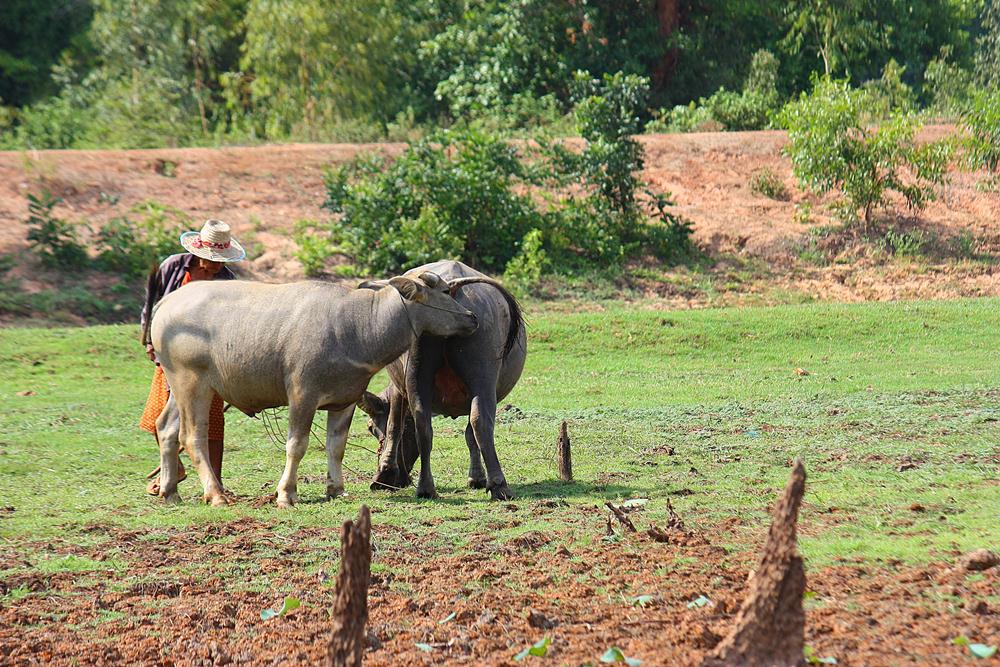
[2,126,998,303]
[1,514,996,666]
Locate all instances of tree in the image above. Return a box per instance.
[234,0,403,138]
[977,0,1000,87]
[0,0,92,107]
[778,78,951,226]
[781,0,883,78]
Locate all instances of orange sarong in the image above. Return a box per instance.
[139,365,225,440]
[139,270,224,441]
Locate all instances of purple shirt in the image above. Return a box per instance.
[140,253,236,340]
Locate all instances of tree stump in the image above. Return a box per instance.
[702,460,807,667]
[557,420,573,481]
[328,505,372,667]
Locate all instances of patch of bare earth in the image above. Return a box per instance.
[2,126,998,305]
[1,513,996,666]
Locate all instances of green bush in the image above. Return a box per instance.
[646,50,781,133]
[323,130,542,274]
[961,87,1000,174]
[924,46,976,116]
[94,204,187,279]
[750,168,791,201]
[324,71,693,279]
[863,59,915,118]
[778,78,951,225]
[503,229,547,296]
[25,191,88,269]
[645,103,715,133]
[293,220,341,278]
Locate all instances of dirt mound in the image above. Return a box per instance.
[2,126,998,304]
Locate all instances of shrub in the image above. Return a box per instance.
[880,228,926,257]
[94,202,189,278]
[778,78,951,225]
[25,191,88,269]
[924,46,976,116]
[503,228,547,296]
[961,88,1000,175]
[750,168,790,201]
[646,50,781,134]
[324,71,692,278]
[645,103,715,133]
[323,130,542,274]
[863,59,915,117]
[293,220,340,278]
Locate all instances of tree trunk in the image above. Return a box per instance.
[557,420,572,481]
[651,0,681,91]
[328,505,372,667]
[702,460,807,667]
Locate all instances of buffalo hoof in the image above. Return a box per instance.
[468,476,489,489]
[160,490,181,504]
[205,492,232,507]
[371,468,410,491]
[415,481,438,499]
[276,491,298,509]
[488,483,515,501]
[326,484,346,500]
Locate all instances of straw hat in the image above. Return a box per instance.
[180,219,245,262]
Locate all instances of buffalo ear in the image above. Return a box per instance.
[388,276,427,302]
[357,390,387,417]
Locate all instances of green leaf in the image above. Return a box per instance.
[515,637,551,660]
[686,595,711,609]
[600,647,641,665]
[804,646,838,664]
[969,644,997,659]
[439,612,457,624]
[620,498,648,508]
[631,595,655,607]
[415,643,434,653]
[260,596,301,620]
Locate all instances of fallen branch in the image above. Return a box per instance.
[605,502,637,532]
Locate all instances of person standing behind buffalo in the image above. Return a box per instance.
[139,219,245,495]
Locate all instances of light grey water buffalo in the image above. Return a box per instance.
[147,272,478,507]
[356,260,526,500]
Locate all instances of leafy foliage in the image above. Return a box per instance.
[778,78,951,225]
[960,87,1000,174]
[750,168,791,201]
[976,0,1000,88]
[324,130,542,274]
[646,49,782,133]
[924,46,977,117]
[94,203,189,278]
[323,72,692,278]
[25,191,87,269]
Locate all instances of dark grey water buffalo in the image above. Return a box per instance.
[147,272,478,507]
[356,260,526,500]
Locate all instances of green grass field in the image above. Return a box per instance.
[1,298,998,581]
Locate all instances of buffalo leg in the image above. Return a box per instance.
[325,405,355,499]
[465,423,488,489]
[173,374,227,506]
[469,382,513,500]
[276,402,316,508]
[406,338,443,499]
[156,394,182,503]
[371,390,413,490]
